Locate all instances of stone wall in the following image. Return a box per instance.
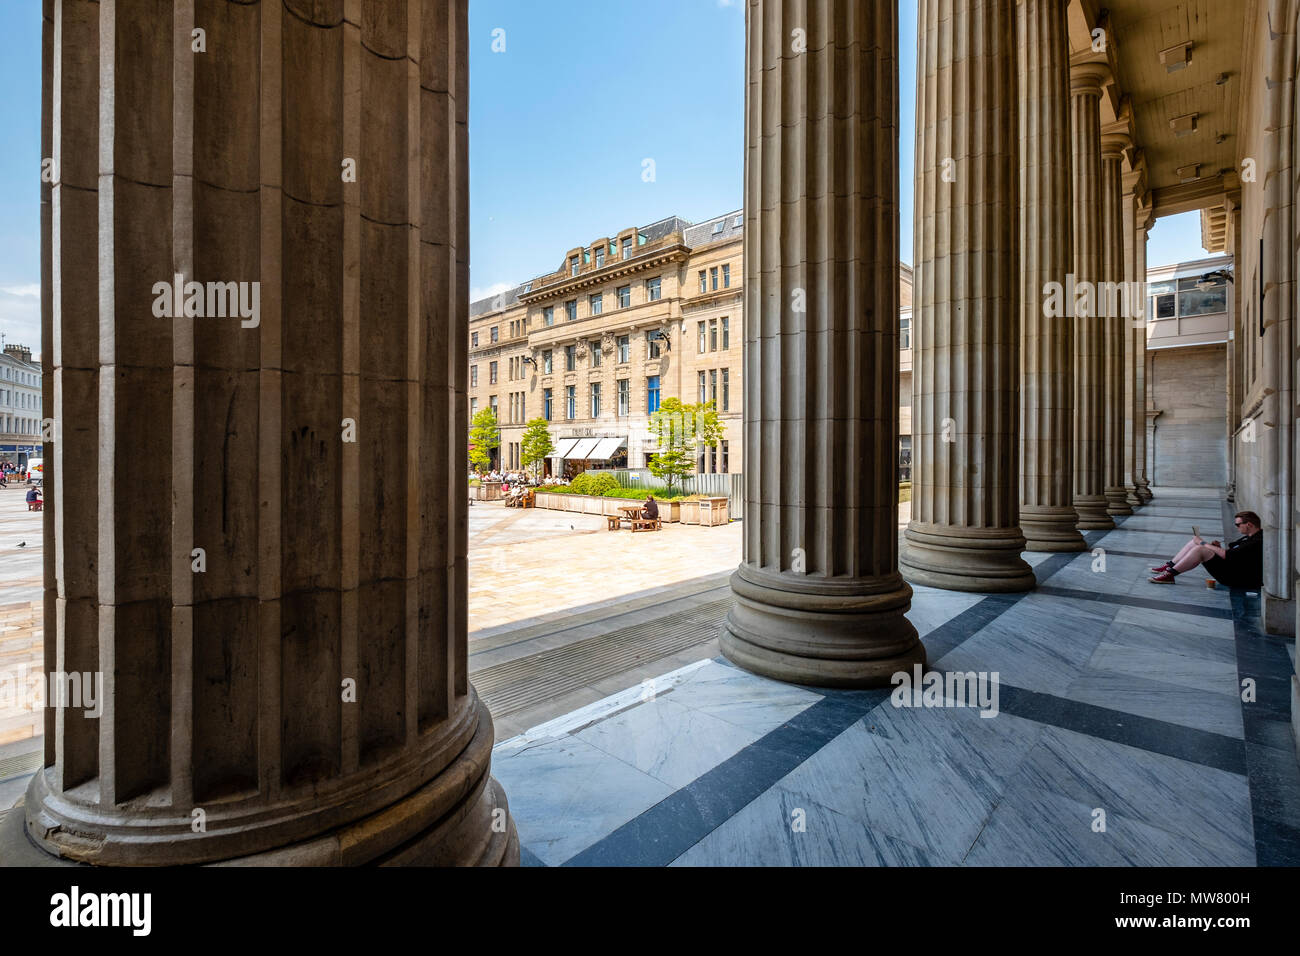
[1147,343,1228,488]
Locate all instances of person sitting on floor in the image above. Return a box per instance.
[641,494,659,522]
[1149,510,1262,588]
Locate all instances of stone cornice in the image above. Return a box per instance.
[518,243,690,304]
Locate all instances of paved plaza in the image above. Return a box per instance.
[489,494,1300,866]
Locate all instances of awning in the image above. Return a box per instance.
[552,437,578,458]
[588,437,627,460]
[567,437,600,459]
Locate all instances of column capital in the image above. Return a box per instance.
[1069,58,1111,95]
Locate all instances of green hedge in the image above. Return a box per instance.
[538,483,699,503]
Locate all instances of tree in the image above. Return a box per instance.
[468,406,500,472]
[647,397,724,496]
[520,418,555,479]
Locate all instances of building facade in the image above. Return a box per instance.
[0,343,42,470]
[468,213,915,477]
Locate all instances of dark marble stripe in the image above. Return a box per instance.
[519,844,549,867]
[1228,590,1300,867]
[994,683,1246,775]
[1096,548,1174,561]
[1036,585,1234,620]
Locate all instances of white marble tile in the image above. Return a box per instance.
[671,785,933,866]
[1111,605,1234,640]
[1064,672,1244,738]
[489,735,674,866]
[906,587,987,638]
[574,697,762,789]
[1012,726,1254,865]
[665,660,822,734]
[1085,642,1240,695]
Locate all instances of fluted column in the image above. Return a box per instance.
[1018,0,1084,552]
[1121,189,1142,506]
[722,0,924,687]
[1100,135,1133,516]
[901,0,1034,592]
[29,0,517,866]
[1134,215,1153,501]
[1068,62,1115,529]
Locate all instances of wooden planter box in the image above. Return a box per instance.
[679,500,701,524]
[534,492,682,522]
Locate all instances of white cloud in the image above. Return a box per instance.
[470,281,514,304]
[717,0,740,7]
[0,283,41,359]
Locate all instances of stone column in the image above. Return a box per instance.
[1018,0,1084,552]
[28,0,517,866]
[901,0,1035,592]
[1133,210,1153,501]
[1068,62,1115,529]
[721,0,925,687]
[1100,134,1133,516]
[1121,188,1142,507]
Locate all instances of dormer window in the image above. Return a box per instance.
[594,248,605,268]
[621,237,632,259]
[570,256,579,277]
[712,221,725,235]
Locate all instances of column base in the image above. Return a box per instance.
[1020,505,1087,552]
[21,693,518,867]
[1124,484,1141,507]
[1105,487,1133,516]
[720,565,925,689]
[900,523,1036,593]
[1073,495,1114,529]
[1136,479,1153,503]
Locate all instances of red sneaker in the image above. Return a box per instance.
[1149,571,1177,584]
[1150,561,1173,572]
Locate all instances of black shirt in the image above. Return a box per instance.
[644,499,659,519]
[1218,531,1263,588]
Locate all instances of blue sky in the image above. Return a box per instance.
[0,0,1210,349]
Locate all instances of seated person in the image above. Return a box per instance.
[1149,510,1262,588]
[641,494,659,522]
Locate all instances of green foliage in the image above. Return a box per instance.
[520,418,554,478]
[539,483,694,502]
[468,407,500,471]
[646,397,725,496]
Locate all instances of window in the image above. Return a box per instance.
[709,369,718,404]
[722,368,730,411]
[490,326,498,343]
[565,344,576,371]
[647,375,661,413]
[590,293,603,316]
[647,331,662,359]
[1177,275,1228,317]
[617,379,630,417]
[721,316,730,349]
[543,306,554,327]
[617,285,631,308]
[590,340,602,367]
[566,385,576,420]
[710,267,719,291]
[617,335,630,364]
[710,318,718,352]
[698,321,707,353]
[594,248,605,268]
[470,397,477,416]
[722,264,731,288]
[733,215,742,228]
[566,299,578,321]
[543,388,553,420]
[471,332,479,348]
[590,382,602,418]
[470,365,478,387]
[570,256,580,277]
[646,277,661,301]
[489,395,498,416]
[712,220,725,235]
[900,315,912,349]
[721,440,729,474]
[621,237,632,259]
[698,371,707,404]
[542,349,553,374]
[489,361,498,384]
[699,271,707,294]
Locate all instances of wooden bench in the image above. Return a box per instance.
[631,516,661,533]
[607,515,622,531]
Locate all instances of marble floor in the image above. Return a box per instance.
[491,494,1300,866]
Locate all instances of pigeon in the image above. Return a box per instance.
[17,542,26,548]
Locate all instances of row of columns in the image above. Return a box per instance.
[724,0,1152,687]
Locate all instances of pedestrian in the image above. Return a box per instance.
[1149,511,1263,588]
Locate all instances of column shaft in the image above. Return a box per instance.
[1018,0,1084,552]
[722,0,924,687]
[30,0,517,866]
[1069,63,1114,529]
[1121,189,1141,506]
[902,0,1034,592]
[1100,142,1133,515]
[1134,218,1153,500]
